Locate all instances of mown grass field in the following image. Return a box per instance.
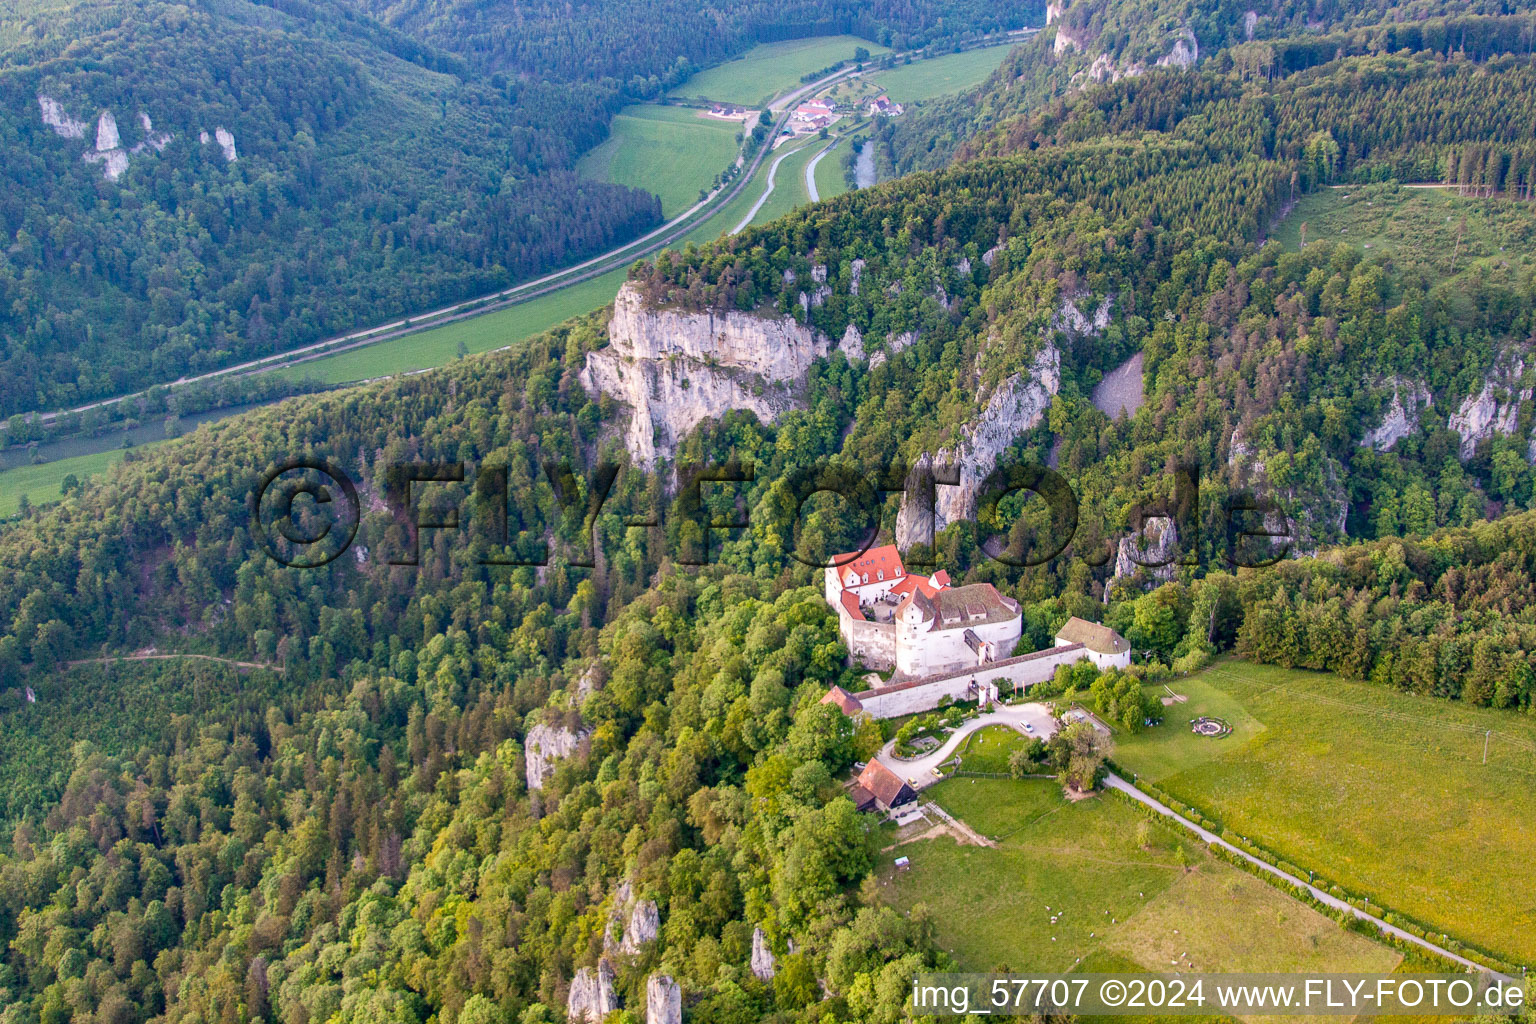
[870,43,1015,102]
[813,133,860,201]
[1272,182,1536,285]
[953,723,1031,774]
[882,778,1398,980]
[0,447,130,517]
[1115,659,1536,964]
[269,268,627,386]
[668,35,889,107]
[748,138,826,227]
[577,104,741,217]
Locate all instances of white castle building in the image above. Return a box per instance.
[824,545,1130,718]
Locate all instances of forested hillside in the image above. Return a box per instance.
[0,0,660,417]
[874,0,1536,177]
[336,0,1028,86]
[5,12,1536,1024]
[0,0,1031,419]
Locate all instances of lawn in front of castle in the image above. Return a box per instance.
[878,777,1398,979]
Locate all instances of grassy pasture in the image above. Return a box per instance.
[881,778,1398,979]
[1116,659,1536,964]
[668,35,888,107]
[813,138,855,200]
[577,104,742,217]
[870,43,1015,102]
[269,268,627,386]
[0,447,130,518]
[953,723,1032,774]
[748,138,825,227]
[1272,182,1536,285]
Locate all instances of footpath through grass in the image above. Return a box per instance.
[1116,658,1536,964]
[667,35,889,107]
[577,104,742,218]
[881,777,1398,981]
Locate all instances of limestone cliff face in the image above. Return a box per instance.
[1448,357,1533,459]
[567,960,618,1023]
[581,283,832,466]
[524,721,590,791]
[1109,516,1178,596]
[895,342,1061,548]
[750,926,776,980]
[1156,28,1199,67]
[619,899,660,954]
[646,974,682,1024]
[1361,378,1432,452]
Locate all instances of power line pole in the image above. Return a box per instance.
[1483,730,1490,764]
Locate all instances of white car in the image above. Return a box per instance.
[1024,723,1035,733]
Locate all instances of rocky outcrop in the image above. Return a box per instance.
[214,127,238,162]
[1111,516,1178,591]
[95,111,120,153]
[1360,379,1431,452]
[581,283,832,466]
[1244,10,1259,39]
[524,721,590,791]
[1052,293,1113,336]
[619,899,660,954]
[1156,28,1199,68]
[895,342,1061,548]
[869,329,918,370]
[568,960,619,1023]
[849,258,866,296]
[751,926,776,980]
[982,243,1004,268]
[83,111,129,180]
[604,879,634,952]
[40,99,173,180]
[1046,1,1065,25]
[840,324,865,361]
[1054,28,1084,54]
[646,975,682,1024]
[1448,360,1532,459]
[38,96,87,139]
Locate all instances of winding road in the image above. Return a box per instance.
[804,137,841,202]
[876,702,1057,783]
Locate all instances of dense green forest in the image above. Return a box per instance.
[0,0,1023,419]
[335,0,1030,86]
[5,12,1536,1024]
[874,0,1536,178]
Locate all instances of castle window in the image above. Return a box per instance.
[861,573,868,584]
[877,570,884,581]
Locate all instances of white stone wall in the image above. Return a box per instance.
[843,614,896,669]
[857,645,1089,718]
[1053,637,1130,671]
[896,616,1020,678]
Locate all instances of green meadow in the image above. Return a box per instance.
[668,35,889,107]
[883,778,1398,980]
[0,447,131,518]
[1115,659,1536,964]
[577,104,742,217]
[871,43,1015,102]
[1272,182,1536,285]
